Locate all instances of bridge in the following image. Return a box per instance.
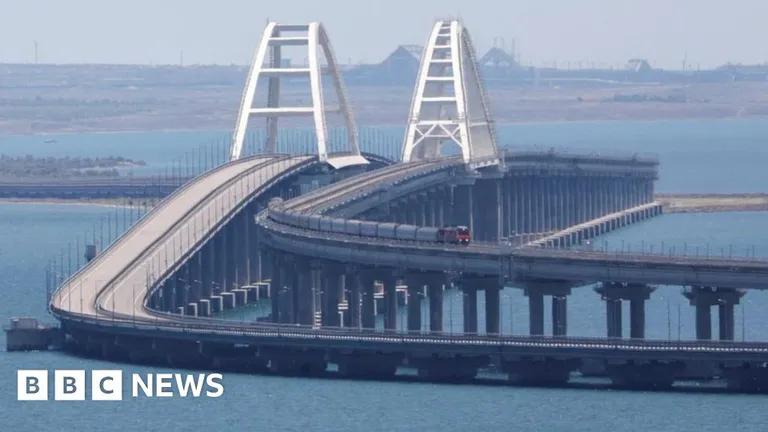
[48,20,768,392]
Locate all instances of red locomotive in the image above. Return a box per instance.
[437,226,471,245]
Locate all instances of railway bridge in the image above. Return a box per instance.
[48,20,768,392]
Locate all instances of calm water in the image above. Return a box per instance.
[2,117,768,192]
[2,119,768,431]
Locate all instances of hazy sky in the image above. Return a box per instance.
[1,0,766,69]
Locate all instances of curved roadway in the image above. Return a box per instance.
[51,154,313,321]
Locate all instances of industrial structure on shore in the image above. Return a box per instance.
[26,19,768,393]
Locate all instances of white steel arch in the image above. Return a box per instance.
[231,22,367,168]
[402,20,499,167]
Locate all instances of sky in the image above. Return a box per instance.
[0,0,766,69]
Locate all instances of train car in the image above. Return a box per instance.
[437,226,471,245]
[345,219,362,236]
[308,214,322,231]
[285,211,300,227]
[377,222,398,239]
[395,224,418,241]
[318,216,333,232]
[415,226,440,242]
[269,209,287,225]
[297,213,311,229]
[331,218,347,233]
[360,221,378,238]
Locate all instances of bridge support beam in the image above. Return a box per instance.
[684,287,744,341]
[595,282,655,339]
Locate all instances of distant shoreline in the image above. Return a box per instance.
[0,197,154,208]
[657,193,768,213]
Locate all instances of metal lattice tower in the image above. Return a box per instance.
[402,20,500,167]
[231,22,367,168]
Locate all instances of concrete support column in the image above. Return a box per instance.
[383,275,398,330]
[295,259,314,326]
[360,274,376,329]
[606,298,622,338]
[527,291,544,336]
[200,243,213,299]
[629,297,646,339]
[695,302,712,340]
[462,286,478,333]
[596,282,654,339]
[269,251,282,323]
[523,281,572,337]
[322,263,343,327]
[192,252,204,303]
[719,302,735,341]
[684,287,744,341]
[485,283,500,335]
[346,268,361,328]
[428,283,444,332]
[552,296,567,336]
[279,256,296,324]
[462,276,500,335]
[407,284,422,332]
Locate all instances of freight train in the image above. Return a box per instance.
[267,201,471,245]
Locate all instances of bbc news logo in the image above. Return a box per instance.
[17,370,224,401]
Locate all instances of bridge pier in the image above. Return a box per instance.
[360,273,376,329]
[383,274,398,330]
[595,282,655,338]
[684,287,744,340]
[427,279,445,332]
[460,275,500,334]
[462,285,478,333]
[346,266,362,328]
[521,280,573,336]
[322,263,344,327]
[405,274,424,331]
[295,258,314,326]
